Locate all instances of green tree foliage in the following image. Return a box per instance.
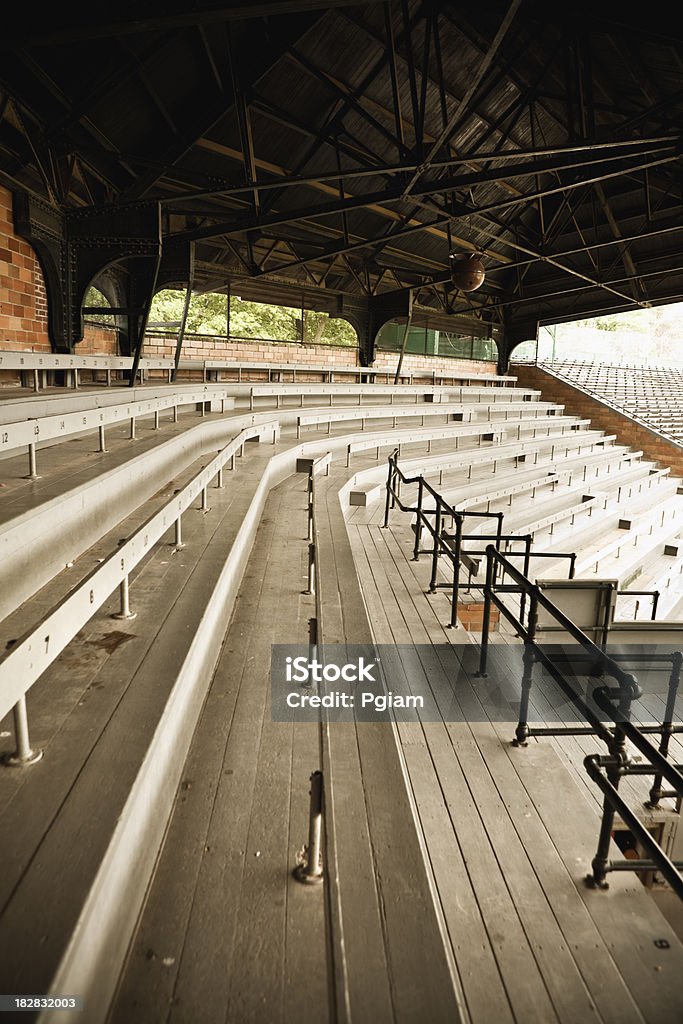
[147,289,357,347]
[572,313,648,333]
[83,286,116,326]
[149,290,229,335]
[535,303,683,366]
[231,296,299,341]
[304,310,356,346]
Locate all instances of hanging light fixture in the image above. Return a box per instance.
[449,252,485,292]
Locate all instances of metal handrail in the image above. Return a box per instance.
[304,454,330,600]
[383,449,576,627]
[615,588,660,620]
[478,542,683,895]
[383,448,503,626]
[584,753,683,898]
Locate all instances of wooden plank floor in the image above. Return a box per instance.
[345,507,683,1024]
[109,473,328,1024]
[315,470,466,1024]
[0,440,283,1002]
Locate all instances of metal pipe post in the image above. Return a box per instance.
[514,604,537,746]
[383,457,395,529]
[588,785,619,890]
[113,574,137,620]
[3,696,43,766]
[307,470,314,542]
[294,770,324,883]
[305,543,316,595]
[412,477,424,560]
[26,443,39,479]
[449,515,463,628]
[589,682,634,888]
[519,535,532,625]
[476,548,496,678]
[648,652,682,807]
[428,503,443,592]
[651,591,660,620]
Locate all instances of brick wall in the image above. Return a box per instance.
[0,185,51,352]
[145,332,497,377]
[0,185,120,382]
[79,323,120,354]
[144,333,361,367]
[373,350,497,376]
[514,363,683,479]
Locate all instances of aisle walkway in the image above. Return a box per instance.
[110,474,328,1024]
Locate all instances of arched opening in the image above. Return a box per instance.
[375,318,498,361]
[147,289,358,349]
[83,285,116,327]
[511,304,683,368]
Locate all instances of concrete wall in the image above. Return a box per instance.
[514,362,683,479]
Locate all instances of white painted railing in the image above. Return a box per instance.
[0,418,278,763]
[0,386,237,475]
[0,349,517,389]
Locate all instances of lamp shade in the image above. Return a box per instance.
[449,253,485,292]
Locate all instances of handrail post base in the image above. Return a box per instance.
[293,770,324,885]
[2,698,43,767]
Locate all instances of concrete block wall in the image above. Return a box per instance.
[514,362,683,478]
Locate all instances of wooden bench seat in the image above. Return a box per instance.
[295,399,562,437]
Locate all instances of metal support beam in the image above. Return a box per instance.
[402,0,524,195]
[13,191,162,353]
